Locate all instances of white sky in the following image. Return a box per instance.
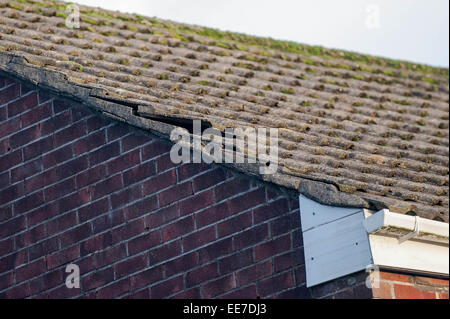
[74,0,449,68]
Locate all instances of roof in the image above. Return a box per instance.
[0,0,448,221]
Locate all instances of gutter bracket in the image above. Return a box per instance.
[398,216,420,244]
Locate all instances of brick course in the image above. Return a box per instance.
[0,75,446,299]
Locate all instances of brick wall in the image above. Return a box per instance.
[372,271,449,299]
[0,74,440,299]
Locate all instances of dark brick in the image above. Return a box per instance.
[254,198,289,224]
[158,181,193,207]
[274,248,305,273]
[15,257,46,283]
[141,140,171,161]
[20,102,51,127]
[5,90,34,117]
[54,120,86,147]
[91,174,123,200]
[123,195,158,220]
[214,177,250,202]
[180,189,214,216]
[258,271,294,297]
[123,160,156,186]
[270,212,300,237]
[143,169,177,195]
[255,234,291,261]
[201,274,236,298]
[151,275,184,298]
[183,226,216,252]
[0,117,20,139]
[146,203,179,228]
[87,115,109,132]
[115,253,148,278]
[44,177,76,201]
[108,149,140,175]
[9,124,40,149]
[106,123,129,142]
[129,266,164,291]
[0,182,24,206]
[0,149,22,171]
[0,215,26,239]
[111,184,142,209]
[11,157,42,182]
[234,224,269,250]
[110,217,144,244]
[156,153,177,173]
[161,215,194,241]
[28,237,59,261]
[229,188,266,214]
[96,244,127,268]
[53,99,71,114]
[122,133,151,152]
[193,168,227,192]
[76,164,106,188]
[96,277,130,299]
[82,267,114,291]
[23,135,53,161]
[42,144,72,169]
[217,211,252,238]
[198,238,233,264]
[219,249,253,275]
[149,239,181,264]
[73,130,106,155]
[164,252,198,277]
[177,162,210,181]
[186,262,219,288]
[88,141,120,166]
[236,260,272,286]
[128,230,161,255]
[13,191,45,215]
[80,232,113,256]
[196,201,231,228]
[92,209,124,234]
[46,245,79,269]
[40,109,71,136]
[220,285,257,299]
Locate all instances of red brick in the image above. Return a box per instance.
[0,272,14,291]
[106,123,129,142]
[171,287,201,299]
[73,130,106,155]
[115,253,148,278]
[71,106,92,121]
[42,144,72,169]
[0,182,24,206]
[14,224,46,250]
[53,99,71,114]
[414,275,449,287]
[156,153,177,173]
[9,124,40,149]
[0,106,5,122]
[219,249,253,275]
[161,215,194,241]
[0,282,31,299]
[186,262,219,288]
[129,265,164,290]
[126,288,151,299]
[28,237,59,261]
[201,274,236,298]
[46,245,79,269]
[258,271,294,297]
[149,239,182,263]
[56,155,88,180]
[151,275,184,298]
[270,211,300,237]
[88,141,120,166]
[87,116,108,132]
[143,169,177,195]
[27,201,59,226]
[236,260,272,286]
[273,285,312,299]
[158,181,193,207]
[229,188,266,214]
[183,226,216,252]
[146,203,179,228]
[192,168,227,192]
[393,283,437,299]
[82,267,114,291]
[0,238,14,256]
[196,201,231,228]
[217,211,252,237]
[0,250,27,273]
[20,102,51,127]
[164,252,198,277]
[16,257,47,283]
[255,234,291,261]
[91,174,123,200]
[214,177,250,202]
[128,230,161,255]
[379,271,410,283]
[123,161,156,186]
[6,91,35,117]
[234,224,269,250]
[38,91,52,104]
[108,149,140,175]
[54,120,86,147]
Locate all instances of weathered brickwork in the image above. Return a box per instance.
[1,75,444,299]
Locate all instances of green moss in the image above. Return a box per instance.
[301,100,312,107]
[197,80,210,86]
[119,59,130,65]
[280,88,295,94]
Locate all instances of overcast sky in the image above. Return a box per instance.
[74,0,449,68]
